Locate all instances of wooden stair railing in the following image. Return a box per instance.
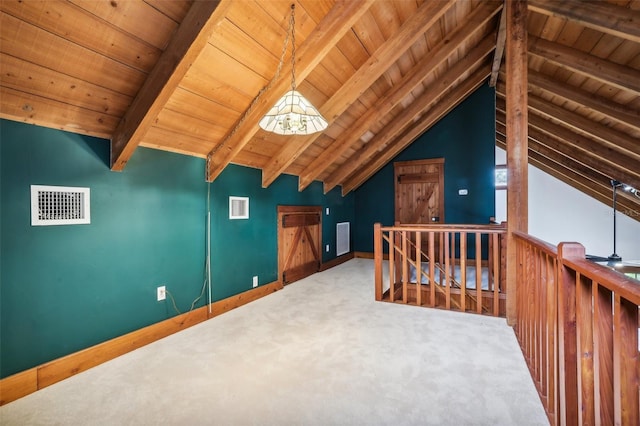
[374,223,507,316]
[513,231,640,426]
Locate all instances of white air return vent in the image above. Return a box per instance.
[31,185,90,226]
[229,196,249,219]
[336,222,350,256]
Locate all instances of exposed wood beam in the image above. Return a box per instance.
[495,99,640,188]
[489,3,507,87]
[110,0,229,171]
[527,95,640,158]
[341,65,491,195]
[496,134,639,221]
[528,36,640,96]
[205,0,375,182]
[498,82,640,158]
[528,0,640,44]
[526,70,640,134]
[260,0,457,188]
[504,0,528,326]
[297,2,501,191]
[324,44,494,194]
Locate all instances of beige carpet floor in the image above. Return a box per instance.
[0,258,548,425]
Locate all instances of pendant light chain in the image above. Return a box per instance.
[290,4,297,92]
[208,4,295,159]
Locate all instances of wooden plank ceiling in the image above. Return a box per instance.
[1,0,638,220]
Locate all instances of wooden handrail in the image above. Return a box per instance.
[513,232,639,425]
[374,222,506,316]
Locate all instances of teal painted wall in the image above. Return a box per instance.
[354,85,496,253]
[0,120,354,378]
[210,165,354,300]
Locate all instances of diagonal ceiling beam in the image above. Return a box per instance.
[528,35,640,96]
[496,113,636,192]
[111,0,230,171]
[341,65,491,195]
[259,0,457,188]
[205,0,375,183]
[496,82,640,158]
[528,0,640,44]
[489,3,507,87]
[526,70,640,134]
[325,44,494,194]
[495,97,640,188]
[496,128,640,219]
[495,133,639,220]
[297,1,501,191]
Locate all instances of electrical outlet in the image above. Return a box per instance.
[252,276,258,288]
[157,285,166,301]
[326,244,330,252]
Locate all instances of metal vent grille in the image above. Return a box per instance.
[229,196,249,219]
[31,185,90,226]
[336,222,350,256]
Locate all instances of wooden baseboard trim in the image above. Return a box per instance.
[210,281,282,317]
[320,252,355,271]
[0,280,281,406]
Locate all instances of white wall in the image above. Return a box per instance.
[495,147,640,260]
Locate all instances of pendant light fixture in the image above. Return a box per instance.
[259,4,328,135]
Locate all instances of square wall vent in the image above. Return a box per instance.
[31,185,90,226]
[229,196,249,219]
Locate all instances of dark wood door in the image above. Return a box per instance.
[394,158,445,262]
[277,206,322,285]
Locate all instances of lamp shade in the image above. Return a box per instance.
[259,90,328,135]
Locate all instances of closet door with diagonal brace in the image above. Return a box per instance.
[278,206,322,285]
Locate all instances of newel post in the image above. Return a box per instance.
[557,242,585,426]
[374,223,383,301]
[505,0,529,325]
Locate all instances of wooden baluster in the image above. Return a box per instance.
[402,230,408,304]
[460,231,467,312]
[429,231,435,307]
[476,232,482,314]
[546,254,558,424]
[416,231,422,306]
[577,274,595,425]
[374,223,382,301]
[444,231,450,310]
[493,233,500,316]
[389,231,396,302]
[593,283,613,424]
[614,295,639,425]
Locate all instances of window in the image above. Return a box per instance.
[229,196,249,219]
[31,185,90,226]
[495,165,507,190]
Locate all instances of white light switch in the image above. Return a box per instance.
[458,189,468,196]
[325,207,330,215]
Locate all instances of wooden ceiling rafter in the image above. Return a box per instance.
[496,98,640,190]
[489,4,507,87]
[110,0,230,171]
[325,39,495,195]
[341,64,492,195]
[205,0,376,183]
[259,0,458,189]
[528,0,640,44]
[528,36,640,96]
[495,130,639,219]
[526,70,640,134]
[495,112,633,192]
[297,1,503,191]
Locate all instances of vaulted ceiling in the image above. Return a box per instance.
[1,0,638,219]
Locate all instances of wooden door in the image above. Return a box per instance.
[394,159,445,262]
[277,206,322,285]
